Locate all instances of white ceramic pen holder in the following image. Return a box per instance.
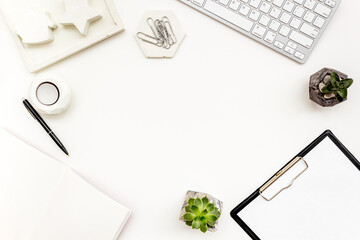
[29,74,71,115]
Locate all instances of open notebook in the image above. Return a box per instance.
[231,130,360,240]
[0,129,130,240]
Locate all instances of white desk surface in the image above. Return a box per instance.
[0,0,360,239]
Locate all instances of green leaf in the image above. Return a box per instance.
[200,223,208,233]
[335,81,340,88]
[185,221,192,226]
[337,88,347,99]
[206,214,218,222]
[202,197,209,206]
[335,93,344,102]
[195,198,203,209]
[330,72,340,87]
[184,213,196,221]
[209,208,220,216]
[205,203,215,212]
[214,210,221,218]
[341,78,353,89]
[209,207,219,214]
[192,218,201,229]
[207,221,216,226]
[321,84,335,94]
[185,206,192,213]
[188,198,195,205]
[191,205,200,214]
[200,216,207,225]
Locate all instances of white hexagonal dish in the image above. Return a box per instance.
[135,10,185,58]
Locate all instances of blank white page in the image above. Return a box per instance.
[0,130,67,240]
[28,169,131,240]
[239,137,360,240]
[0,130,130,240]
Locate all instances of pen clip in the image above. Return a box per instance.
[24,102,38,121]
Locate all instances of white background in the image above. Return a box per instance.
[0,0,360,239]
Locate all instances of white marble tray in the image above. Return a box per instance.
[0,0,124,72]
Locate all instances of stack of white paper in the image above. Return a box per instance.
[0,130,130,240]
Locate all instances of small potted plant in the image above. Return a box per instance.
[179,190,222,233]
[309,68,353,107]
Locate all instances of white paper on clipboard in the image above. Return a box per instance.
[239,137,360,240]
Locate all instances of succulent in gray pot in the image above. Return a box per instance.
[179,190,223,233]
[309,68,353,107]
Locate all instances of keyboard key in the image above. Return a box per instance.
[303,11,315,22]
[295,51,305,60]
[270,7,282,18]
[290,18,301,29]
[229,0,241,10]
[289,31,313,48]
[287,41,297,49]
[269,20,281,31]
[300,22,319,38]
[249,0,261,8]
[252,24,267,38]
[325,0,336,8]
[286,41,297,49]
[314,3,332,18]
[259,15,271,26]
[192,0,205,6]
[294,0,304,4]
[249,10,261,21]
[239,5,251,15]
[279,25,291,36]
[304,0,316,10]
[273,0,284,7]
[260,2,272,13]
[219,0,231,5]
[264,31,276,43]
[274,41,285,49]
[280,12,291,24]
[283,1,295,12]
[314,16,326,28]
[204,0,254,31]
[284,46,295,54]
[293,6,305,18]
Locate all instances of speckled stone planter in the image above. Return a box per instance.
[309,68,348,107]
[179,190,223,232]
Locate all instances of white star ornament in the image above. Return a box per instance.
[60,0,102,35]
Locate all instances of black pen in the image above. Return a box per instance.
[22,98,69,156]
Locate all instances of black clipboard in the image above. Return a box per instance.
[230,130,360,240]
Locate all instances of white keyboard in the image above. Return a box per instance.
[178,0,341,63]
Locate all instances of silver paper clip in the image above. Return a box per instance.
[137,16,177,49]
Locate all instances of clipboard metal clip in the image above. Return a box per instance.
[259,157,308,201]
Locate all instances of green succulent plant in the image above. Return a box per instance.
[321,72,353,102]
[182,197,221,233]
